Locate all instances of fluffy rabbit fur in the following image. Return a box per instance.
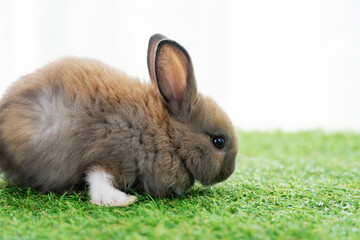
[0,34,238,207]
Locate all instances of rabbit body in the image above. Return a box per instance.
[0,57,193,196]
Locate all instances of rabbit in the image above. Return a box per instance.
[0,34,238,207]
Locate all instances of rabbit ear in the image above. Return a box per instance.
[147,35,197,116]
[147,34,167,87]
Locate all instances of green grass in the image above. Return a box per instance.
[1,130,360,239]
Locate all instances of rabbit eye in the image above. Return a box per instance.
[212,136,225,149]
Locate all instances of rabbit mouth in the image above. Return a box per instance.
[216,168,234,183]
[206,157,236,186]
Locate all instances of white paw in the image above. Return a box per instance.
[86,168,137,207]
[91,192,137,207]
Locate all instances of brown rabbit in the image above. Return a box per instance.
[0,34,238,207]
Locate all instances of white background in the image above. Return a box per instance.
[1,0,359,131]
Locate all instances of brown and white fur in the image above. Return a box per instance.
[0,34,238,207]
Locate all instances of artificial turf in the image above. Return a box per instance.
[1,130,360,239]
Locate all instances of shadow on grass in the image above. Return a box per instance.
[1,179,237,213]
[0,181,91,212]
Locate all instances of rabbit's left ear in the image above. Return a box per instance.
[147,34,167,87]
[147,34,197,116]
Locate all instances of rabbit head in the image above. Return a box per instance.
[147,34,238,186]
